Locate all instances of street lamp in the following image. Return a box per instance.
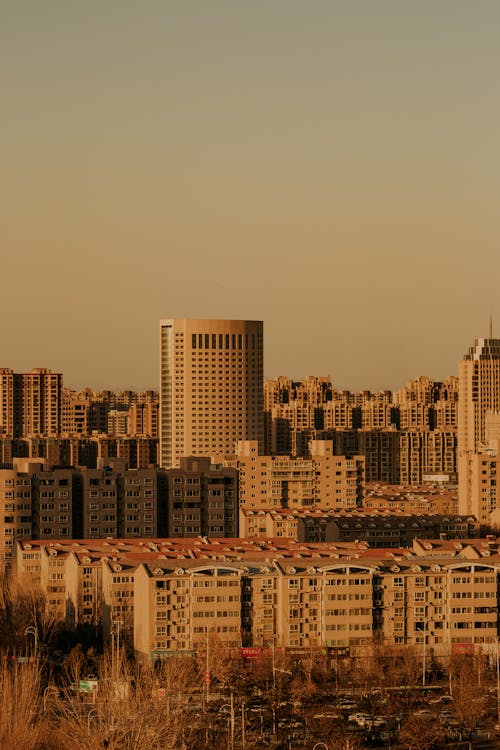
[87,708,98,730]
[218,698,235,750]
[24,625,38,661]
[268,636,291,740]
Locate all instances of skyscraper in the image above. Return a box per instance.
[458,337,500,455]
[458,336,500,519]
[159,319,263,468]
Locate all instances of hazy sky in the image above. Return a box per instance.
[2,1,499,391]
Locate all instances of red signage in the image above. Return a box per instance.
[451,643,474,655]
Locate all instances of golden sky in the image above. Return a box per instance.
[2,1,499,390]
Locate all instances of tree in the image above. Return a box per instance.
[399,713,445,750]
[452,670,488,749]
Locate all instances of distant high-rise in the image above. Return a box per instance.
[458,336,500,519]
[0,368,62,438]
[458,337,500,455]
[159,319,263,468]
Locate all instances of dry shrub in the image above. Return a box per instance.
[53,652,202,750]
[0,660,44,750]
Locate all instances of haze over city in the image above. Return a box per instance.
[2,1,499,391]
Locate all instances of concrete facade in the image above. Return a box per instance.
[159,319,263,468]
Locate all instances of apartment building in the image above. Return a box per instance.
[0,460,240,568]
[159,319,264,468]
[356,430,400,484]
[399,430,457,486]
[363,483,458,515]
[13,536,500,662]
[230,439,364,510]
[97,436,159,469]
[239,507,479,545]
[134,559,245,659]
[128,401,159,438]
[0,368,62,438]
[459,446,500,523]
[165,457,238,538]
[81,466,161,539]
[0,461,33,567]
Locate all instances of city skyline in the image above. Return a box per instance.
[2,2,499,391]
[0,324,494,395]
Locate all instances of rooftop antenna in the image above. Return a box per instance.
[490,312,493,339]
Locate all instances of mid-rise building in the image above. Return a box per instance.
[228,439,364,510]
[15,536,500,662]
[165,457,238,538]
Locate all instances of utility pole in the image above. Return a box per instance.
[205,627,210,706]
[230,691,235,750]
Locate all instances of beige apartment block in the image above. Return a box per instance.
[322,401,357,431]
[61,389,92,435]
[107,410,129,437]
[399,427,456,485]
[159,319,264,468]
[64,551,103,629]
[361,401,398,430]
[39,544,70,622]
[11,537,500,662]
[234,439,364,510]
[380,559,499,650]
[458,448,500,522]
[20,369,62,437]
[101,557,137,646]
[61,388,159,438]
[279,560,375,649]
[134,560,245,661]
[239,508,300,539]
[128,401,159,438]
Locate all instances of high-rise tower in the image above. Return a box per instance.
[159,319,263,468]
[458,336,500,519]
[458,337,500,455]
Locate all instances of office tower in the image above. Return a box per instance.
[159,319,263,468]
[458,336,500,519]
